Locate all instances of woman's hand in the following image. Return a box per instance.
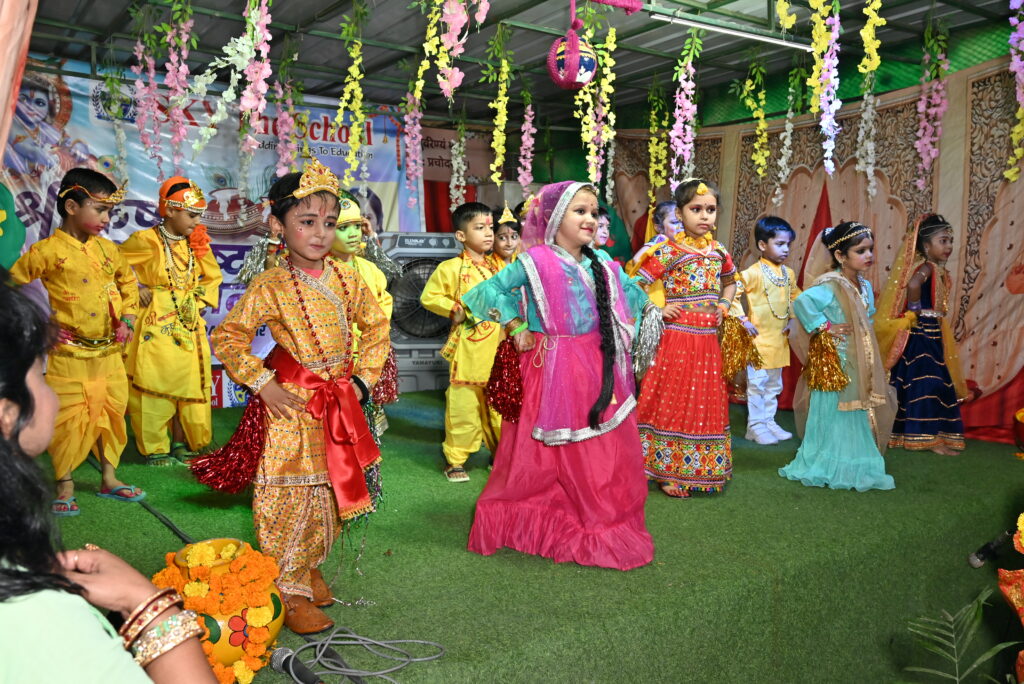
[661,303,683,321]
[830,323,853,338]
[513,330,535,352]
[57,547,160,620]
[259,378,307,420]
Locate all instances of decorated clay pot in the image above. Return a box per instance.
[173,538,285,667]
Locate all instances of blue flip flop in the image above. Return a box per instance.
[96,485,146,502]
[52,496,80,517]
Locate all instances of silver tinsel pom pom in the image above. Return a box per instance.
[632,301,664,379]
[237,233,273,286]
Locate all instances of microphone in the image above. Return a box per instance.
[270,647,324,684]
[968,528,1014,568]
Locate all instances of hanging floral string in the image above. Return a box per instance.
[807,0,829,115]
[816,1,842,176]
[336,0,369,187]
[854,0,885,196]
[914,21,950,191]
[647,77,669,203]
[1006,0,1024,181]
[598,27,618,198]
[450,116,468,211]
[573,51,600,182]
[188,0,263,155]
[403,0,442,206]
[483,24,513,188]
[163,0,195,175]
[129,6,166,179]
[238,0,273,155]
[436,0,489,100]
[776,0,797,31]
[272,42,303,178]
[772,63,808,206]
[731,55,768,177]
[669,28,703,190]
[517,91,537,198]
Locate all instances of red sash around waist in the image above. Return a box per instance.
[265,347,379,520]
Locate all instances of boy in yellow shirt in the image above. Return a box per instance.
[120,176,222,465]
[731,216,801,445]
[10,168,143,514]
[420,202,503,482]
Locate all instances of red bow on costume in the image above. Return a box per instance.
[266,347,380,520]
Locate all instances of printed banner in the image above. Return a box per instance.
[2,57,427,363]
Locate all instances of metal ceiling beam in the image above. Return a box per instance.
[295,0,351,32]
[931,0,1005,22]
[657,0,770,27]
[644,3,813,50]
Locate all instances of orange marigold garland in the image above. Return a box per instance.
[152,540,280,683]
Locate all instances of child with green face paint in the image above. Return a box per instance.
[330,191,399,440]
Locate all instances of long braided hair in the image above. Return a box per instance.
[580,243,616,429]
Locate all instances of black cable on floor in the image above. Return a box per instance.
[284,626,444,683]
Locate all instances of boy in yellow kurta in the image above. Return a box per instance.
[9,168,144,515]
[210,160,388,635]
[420,202,503,482]
[731,217,802,445]
[331,190,398,441]
[120,177,223,465]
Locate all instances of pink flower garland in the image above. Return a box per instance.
[164,20,193,174]
[669,60,696,191]
[1012,0,1024,106]
[819,13,842,176]
[914,52,950,191]
[403,93,425,207]
[517,104,537,197]
[239,0,273,154]
[131,40,164,180]
[438,1,488,100]
[273,81,298,177]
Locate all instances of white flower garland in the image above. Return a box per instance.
[772,99,795,206]
[449,129,468,212]
[855,72,879,198]
[604,138,616,206]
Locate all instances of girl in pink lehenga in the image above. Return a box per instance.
[461,181,661,571]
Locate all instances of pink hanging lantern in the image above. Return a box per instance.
[547,0,598,90]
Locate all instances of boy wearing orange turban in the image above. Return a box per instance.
[120,177,223,464]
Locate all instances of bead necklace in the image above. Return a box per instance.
[158,225,198,333]
[457,252,496,305]
[926,259,950,314]
[760,260,791,320]
[678,233,713,252]
[286,257,353,381]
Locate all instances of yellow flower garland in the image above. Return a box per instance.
[776,0,797,31]
[413,5,442,103]
[648,109,669,203]
[599,27,618,172]
[857,0,886,74]
[488,57,510,187]
[806,0,831,115]
[339,40,366,187]
[1005,107,1024,182]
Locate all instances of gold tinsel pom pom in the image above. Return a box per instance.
[805,331,850,391]
[718,316,763,381]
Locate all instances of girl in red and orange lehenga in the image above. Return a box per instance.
[634,178,738,498]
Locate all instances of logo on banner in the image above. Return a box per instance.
[210,370,224,409]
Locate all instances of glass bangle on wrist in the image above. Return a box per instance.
[510,321,529,336]
[119,316,135,330]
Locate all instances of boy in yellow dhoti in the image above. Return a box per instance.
[730,216,802,445]
[330,191,399,442]
[420,202,503,482]
[9,168,144,515]
[120,177,222,465]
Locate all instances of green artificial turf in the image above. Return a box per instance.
[52,392,1024,683]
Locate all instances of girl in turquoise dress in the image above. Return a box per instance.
[780,221,897,492]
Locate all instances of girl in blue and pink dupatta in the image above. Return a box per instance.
[461,181,660,571]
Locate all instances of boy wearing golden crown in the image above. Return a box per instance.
[9,167,144,515]
[420,201,504,482]
[207,160,389,635]
[120,177,223,465]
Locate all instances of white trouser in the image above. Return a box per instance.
[746,365,783,428]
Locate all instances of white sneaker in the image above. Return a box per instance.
[767,422,793,441]
[745,424,778,445]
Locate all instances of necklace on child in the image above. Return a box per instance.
[678,233,713,251]
[286,257,355,380]
[760,260,791,320]
[158,223,199,336]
